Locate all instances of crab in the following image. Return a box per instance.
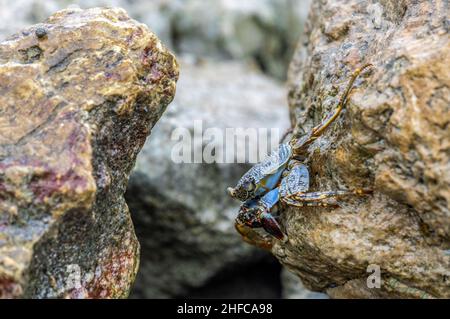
[228,64,373,249]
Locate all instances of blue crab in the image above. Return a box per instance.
[228,64,373,248]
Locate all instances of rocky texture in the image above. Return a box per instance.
[0,0,312,79]
[0,7,178,298]
[271,0,450,299]
[126,58,290,298]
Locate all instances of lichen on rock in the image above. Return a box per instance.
[0,7,178,298]
[273,0,449,298]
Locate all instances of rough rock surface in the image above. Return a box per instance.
[272,0,450,299]
[126,58,290,298]
[0,7,178,298]
[281,269,328,299]
[0,0,312,79]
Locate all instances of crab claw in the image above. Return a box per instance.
[235,221,273,251]
[260,212,286,242]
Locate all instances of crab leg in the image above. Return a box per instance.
[310,64,373,137]
[291,64,373,151]
[282,189,372,207]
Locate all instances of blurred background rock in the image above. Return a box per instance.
[0,0,327,298]
[126,58,290,298]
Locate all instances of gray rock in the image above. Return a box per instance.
[168,0,312,79]
[126,57,290,298]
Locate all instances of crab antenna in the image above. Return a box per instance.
[311,63,373,137]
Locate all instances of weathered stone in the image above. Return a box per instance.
[272,0,449,298]
[0,7,178,298]
[126,58,289,298]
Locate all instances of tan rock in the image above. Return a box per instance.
[274,0,449,298]
[0,7,178,298]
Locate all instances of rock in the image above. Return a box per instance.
[270,0,449,298]
[126,57,289,298]
[0,7,178,298]
[167,0,311,79]
[281,269,328,299]
[0,0,312,79]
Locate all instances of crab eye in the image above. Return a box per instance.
[246,180,256,192]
